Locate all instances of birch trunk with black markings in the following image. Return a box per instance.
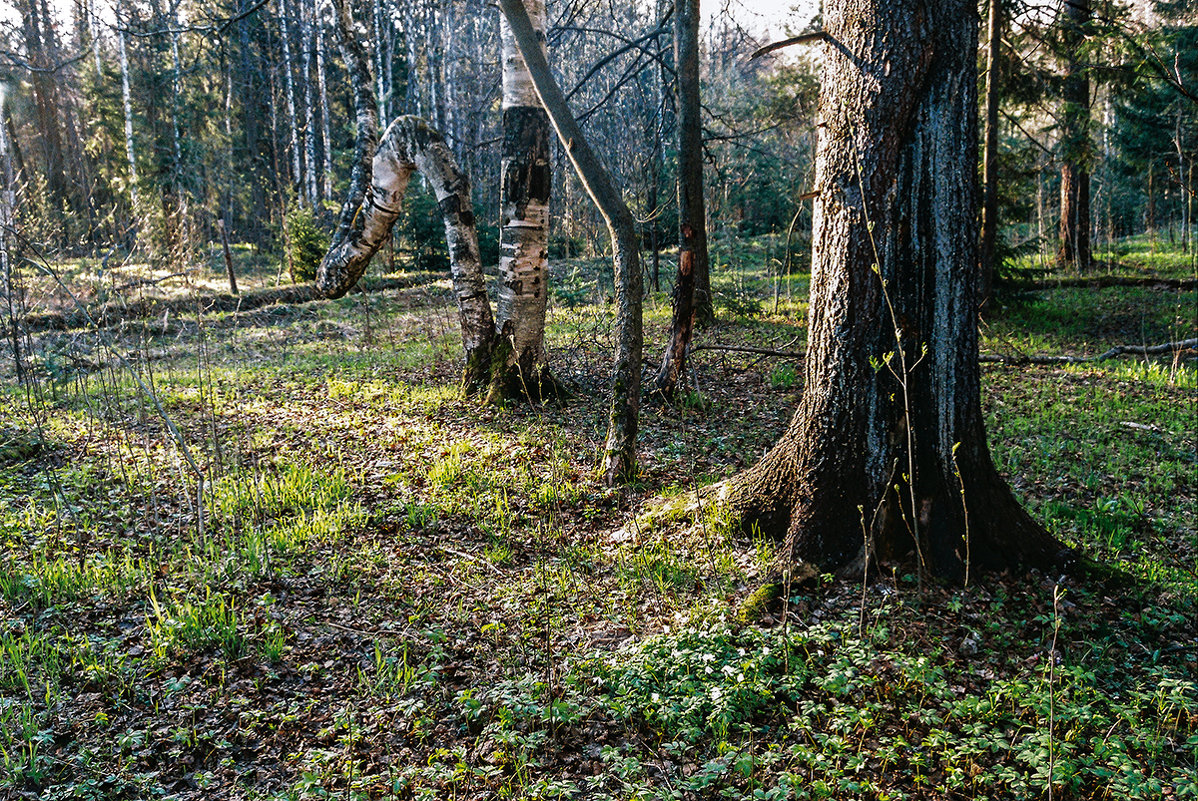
[499,0,644,486]
[490,0,555,401]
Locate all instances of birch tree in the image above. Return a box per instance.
[490,0,555,401]
[499,0,644,485]
[319,0,497,391]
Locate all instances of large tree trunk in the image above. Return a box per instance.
[490,0,555,401]
[656,0,707,395]
[1057,0,1091,273]
[676,0,711,323]
[499,0,643,486]
[317,116,496,392]
[978,0,1001,305]
[722,0,1066,580]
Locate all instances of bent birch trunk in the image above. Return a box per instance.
[317,116,497,392]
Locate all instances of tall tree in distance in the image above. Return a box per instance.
[490,0,555,401]
[1058,0,1092,272]
[499,0,644,486]
[656,0,707,395]
[979,0,1001,305]
[718,0,1067,580]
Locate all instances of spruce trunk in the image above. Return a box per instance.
[723,0,1066,580]
[1058,0,1091,273]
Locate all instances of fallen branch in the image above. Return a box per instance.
[691,343,805,359]
[12,274,430,335]
[980,338,1197,365]
[1004,276,1196,290]
[111,271,192,292]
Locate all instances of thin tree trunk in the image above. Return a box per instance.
[317,117,496,391]
[279,0,303,199]
[315,0,333,203]
[1058,0,1091,273]
[326,0,377,268]
[676,0,712,322]
[722,0,1064,580]
[499,0,644,486]
[219,219,238,295]
[491,0,554,401]
[116,2,140,219]
[302,0,318,207]
[979,0,1001,304]
[0,91,23,384]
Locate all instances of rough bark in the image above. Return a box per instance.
[317,116,496,392]
[676,0,712,323]
[723,0,1066,580]
[654,223,697,396]
[499,0,644,486]
[979,0,1001,306]
[491,0,555,402]
[1058,0,1092,273]
[656,0,707,394]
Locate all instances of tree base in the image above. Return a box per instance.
[482,339,570,405]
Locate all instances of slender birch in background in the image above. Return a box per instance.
[315,0,333,203]
[302,0,319,207]
[279,0,303,199]
[116,0,140,216]
[499,0,644,485]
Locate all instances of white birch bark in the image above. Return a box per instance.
[317,116,496,389]
[279,0,302,199]
[302,0,318,207]
[315,0,333,202]
[494,0,552,395]
[116,5,139,212]
[499,0,644,484]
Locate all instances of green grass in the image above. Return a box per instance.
[0,236,1193,799]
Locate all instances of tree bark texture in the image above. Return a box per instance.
[723,0,1065,580]
[493,0,554,400]
[317,116,497,390]
[676,0,712,322]
[979,0,1001,305]
[1058,0,1092,272]
[499,0,644,486]
[655,223,697,396]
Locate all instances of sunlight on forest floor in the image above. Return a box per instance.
[1,234,1195,800]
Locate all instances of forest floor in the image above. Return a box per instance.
[0,234,1195,800]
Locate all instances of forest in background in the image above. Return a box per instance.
[0,0,1191,278]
